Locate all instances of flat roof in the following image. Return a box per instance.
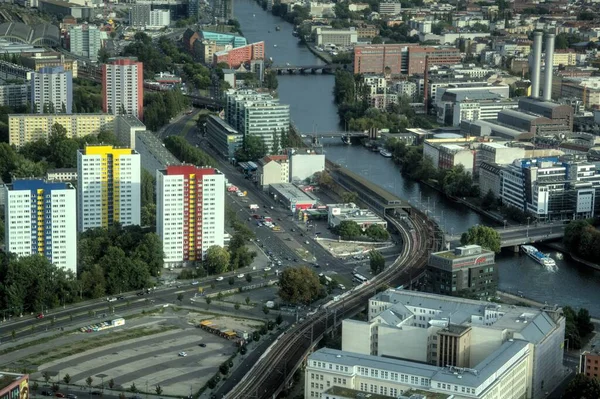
[0,372,26,391]
[270,183,318,203]
[337,167,406,205]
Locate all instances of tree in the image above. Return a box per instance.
[98,47,110,63]
[562,374,600,399]
[43,372,51,384]
[155,385,163,395]
[265,70,278,90]
[278,266,321,305]
[108,379,115,389]
[205,245,231,274]
[460,225,501,253]
[219,363,230,375]
[276,314,283,325]
[235,134,268,161]
[205,296,212,309]
[365,224,389,241]
[263,305,270,315]
[32,382,39,396]
[234,302,241,311]
[481,189,496,211]
[335,220,362,240]
[271,132,280,154]
[369,250,385,275]
[245,296,251,305]
[129,383,137,393]
[245,273,252,283]
[341,191,358,203]
[177,293,184,304]
[63,374,71,384]
[228,276,235,285]
[86,377,93,389]
[314,171,334,188]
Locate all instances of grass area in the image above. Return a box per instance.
[179,114,199,137]
[22,325,178,366]
[0,330,74,357]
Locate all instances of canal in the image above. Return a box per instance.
[234,0,600,315]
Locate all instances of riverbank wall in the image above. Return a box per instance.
[544,242,600,272]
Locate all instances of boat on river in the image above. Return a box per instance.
[275,26,281,31]
[521,245,556,270]
[380,149,392,158]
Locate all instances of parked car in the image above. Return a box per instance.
[66,394,77,399]
[199,343,207,347]
[237,274,245,278]
[216,276,224,281]
[36,313,44,319]
[55,393,65,398]
[179,351,188,357]
[90,392,102,397]
[41,391,52,396]
[264,267,272,271]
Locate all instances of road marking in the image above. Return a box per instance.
[174,290,186,294]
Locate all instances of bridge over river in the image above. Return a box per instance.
[446,223,567,249]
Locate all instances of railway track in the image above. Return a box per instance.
[225,208,439,399]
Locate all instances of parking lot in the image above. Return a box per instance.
[26,311,248,397]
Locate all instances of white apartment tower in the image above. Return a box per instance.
[102,58,144,119]
[4,180,77,273]
[69,25,102,61]
[77,145,141,232]
[157,165,225,266]
[31,66,73,114]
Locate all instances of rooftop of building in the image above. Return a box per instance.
[261,155,288,164]
[0,22,60,46]
[8,179,72,191]
[270,183,318,202]
[40,0,89,8]
[0,372,26,391]
[336,167,405,205]
[117,114,146,128]
[207,115,240,134]
[136,131,180,167]
[372,289,561,342]
[431,244,491,259]
[311,340,530,389]
[47,168,77,173]
[323,386,396,399]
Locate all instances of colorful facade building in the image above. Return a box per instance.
[157,165,225,266]
[102,58,144,119]
[4,180,77,273]
[213,41,265,68]
[77,145,141,232]
[0,372,29,399]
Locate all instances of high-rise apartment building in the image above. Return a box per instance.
[157,165,225,266]
[102,58,144,119]
[31,66,73,114]
[4,179,77,273]
[225,89,290,152]
[77,145,141,232]
[0,83,29,108]
[129,5,171,29]
[69,25,102,61]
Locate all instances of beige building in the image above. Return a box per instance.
[9,113,116,148]
[314,27,358,46]
[423,139,476,175]
[258,155,289,187]
[560,78,600,109]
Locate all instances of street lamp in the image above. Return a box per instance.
[526,217,531,238]
[503,220,507,230]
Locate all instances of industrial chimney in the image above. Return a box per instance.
[543,33,556,102]
[531,31,543,99]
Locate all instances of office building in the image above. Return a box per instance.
[314,27,358,47]
[31,66,73,114]
[340,289,565,399]
[499,157,600,221]
[114,115,146,149]
[0,83,29,108]
[213,41,265,68]
[306,343,532,399]
[199,31,246,48]
[69,24,102,61]
[0,372,29,399]
[308,1,335,17]
[327,203,387,230]
[102,58,144,119]
[77,145,141,232]
[205,115,243,159]
[257,155,289,188]
[427,245,497,298]
[407,47,462,75]
[4,180,77,273]
[379,0,401,15]
[423,138,476,175]
[188,0,200,20]
[354,44,408,75]
[225,89,290,152]
[8,114,116,148]
[157,165,225,266]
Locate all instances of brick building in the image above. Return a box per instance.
[213,41,264,68]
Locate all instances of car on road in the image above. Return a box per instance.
[305,240,310,245]
[216,276,224,281]
[55,393,65,398]
[66,395,77,399]
[129,396,143,399]
[237,274,245,278]
[264,267,272,271]
[36,313,44,319]
[179,351,188,357]
[41,391,52,397]
[294,258,299,262]
[191,281,199,285]
[117,296,124,300]
[199,343,207,347]
[90,392,102,397]
[106,297,117,302]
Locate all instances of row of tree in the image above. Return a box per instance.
[384,138,477,198]
[563,305,594,350]
[164,135,216,167]
[334,220,390,242]
[563,220,600,264]
[144,91,190,132]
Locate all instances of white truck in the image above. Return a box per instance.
[249,204,259,210]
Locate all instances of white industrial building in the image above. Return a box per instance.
[289,151,325,183]
[327,203,387,230]
[31,66,73,114]
[423,139,476,175]
[157,165,225,266]
[77,145,141,232]
[337,289,565,399]
[314,27,358,47]
[4,179,77,273]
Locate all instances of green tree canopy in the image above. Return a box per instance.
[562,374,600,399]
[460,225,501,253]
[365,224,390,241]
[235,135,268,161]
[369,250,385,275]
[205,245,231,274]
[335,220,362,240]
[278,266,321,305]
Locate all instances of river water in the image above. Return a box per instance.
[234,0,600,315]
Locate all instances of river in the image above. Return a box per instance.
[234,0,600,316]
